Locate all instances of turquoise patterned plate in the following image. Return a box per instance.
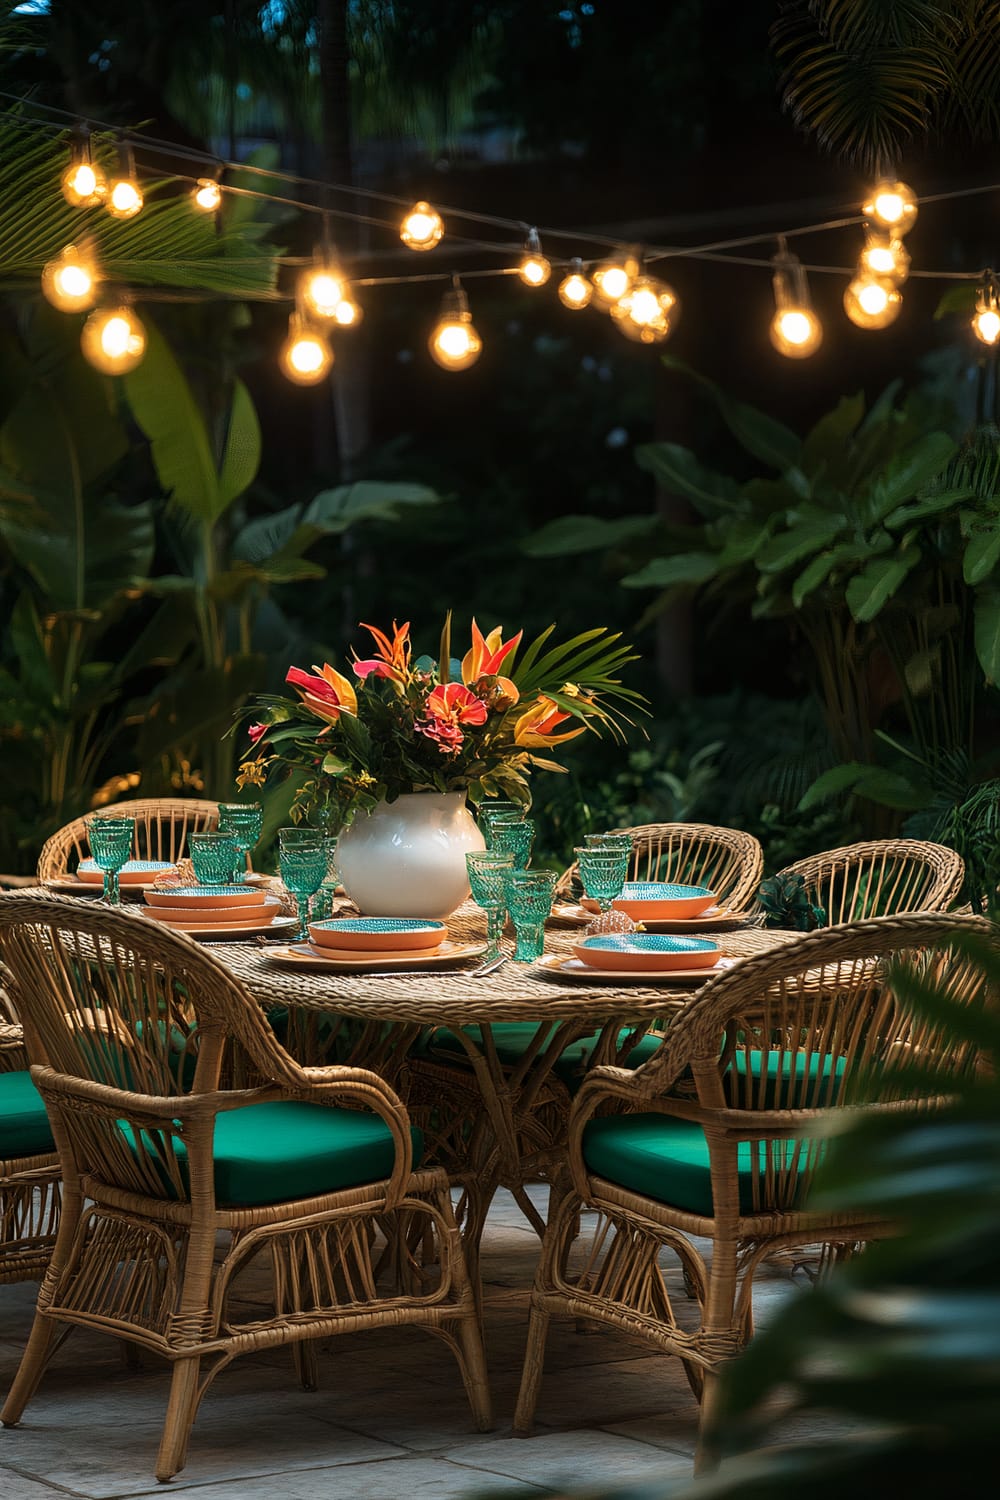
[145,885,265,909]
[573,932,720,973]
[609,881,717,920]
[308,917,447,953]
[77,859,176,886]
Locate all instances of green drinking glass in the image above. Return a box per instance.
[280,843,329,941]
[309,837,341,921]
[584,832,634,857]
[188,831,242,888]
[86,815,135,906]
[479,800,524,842]
[487,814,534,870]
[466,850,515,963]
[574,844,635,937]
[507,869,558,963]
[217,802,263,882]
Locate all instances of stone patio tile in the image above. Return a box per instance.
[2,1414,405,1498]
[1,1470,73,1500]
[511,1353,698,1431]
[601,1414,699,1458]
[443,1428,694,1488]
[148,1454,547,1498]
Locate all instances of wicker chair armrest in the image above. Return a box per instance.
[294,1064,414,1206]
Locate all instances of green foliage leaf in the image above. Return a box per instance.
[845,553,920,621]
[123,320,224,524]
[621,551,720,589]
[635,442,745,515]
[755,515,846,574]
[521,513,658,557]
[963,526,1000,587]
[217,378,262,507]
[974,587,1000,684]
[660,355,803,473]
[231,481,441,565]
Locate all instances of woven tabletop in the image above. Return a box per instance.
[210,901,797,1027]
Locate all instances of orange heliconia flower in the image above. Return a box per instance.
[461,619,522,703]
[513,693,588,747]
[286,663,358,724]
[353,620,412,683]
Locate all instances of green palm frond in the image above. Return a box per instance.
[0,117,280,297]
[942,2,1000,141]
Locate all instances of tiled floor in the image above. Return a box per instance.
[0,1189,806,1500]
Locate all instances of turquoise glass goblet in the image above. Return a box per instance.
[584,832,633,857]
[487,814,534,870]
[217,802,263,882]
[479,801,524,842]
[85,815,135,906]
[507,869,558,963]
[189,831,242,888]
[280,843,329,941]
[574,844,635,937]
[309,837,341,922]
[466,850,515,963]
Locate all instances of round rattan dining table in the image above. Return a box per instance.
[211,902,797,1260]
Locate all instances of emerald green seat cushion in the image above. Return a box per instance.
[583,1112,814,1218]
[0,1070,55,1159]
[416,1024,663,1090]
[120,1101,423,1208]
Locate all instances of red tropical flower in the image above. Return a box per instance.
[461,620,521,704]
[415,681,488,755]
[352,620,412,683]
[286,663,358,725]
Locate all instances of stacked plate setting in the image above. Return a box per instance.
[571,932,722,974]
[287,917,484,970]
[77,859,178,888]
[143,885,285,936]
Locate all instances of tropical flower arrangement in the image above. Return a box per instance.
[236,615,644,826]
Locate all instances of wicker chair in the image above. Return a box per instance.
[0,971,59,1285]
[554,823,764,909]
[760,838,965,924]
[37,797,223,882]
[0,893,490,1483]
[512,911,997,1469]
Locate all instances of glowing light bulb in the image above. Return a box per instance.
[61,155,107,208]
[400,200,444,251]
[428,283,482,371]
[106,175,143,220]
[972,274,1000,346]
[610,274,679,344]
[843,274,902,329]
[769,247,822,358]
[331,295,363,327]
[81,305,147,374]
[859,232,910,283]
[279,313,334,385]
[558,259,593,310]
[518,229,551,287]
[592,251,641,306]
[193,177,222,212]
[863,178,918,235]
[301,267,347,319]
[41,242,100,312]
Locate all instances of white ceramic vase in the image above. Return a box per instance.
[335,791,486,919]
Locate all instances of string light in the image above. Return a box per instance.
[558,258,593,310]
[769,245,822,358]
[81,303,147,374]
[844,274,902,329]
[61,137,106,207]
[592,249,640,306]
[192,176,222,212]
[859,231,910,284]
[972,272,1000,347]
[279,311,333,384]
[863,178,918,236]
[106,143,143,220]
[400,200,444,251]
[41,241,100,312]
[610,273,679,344]
[331,293,363,327]
[517,228,551,287]
[300,260,347,319]
[428,278,482,371]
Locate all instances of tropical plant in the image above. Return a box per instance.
[756,871,825,930]
[236,615,645,826]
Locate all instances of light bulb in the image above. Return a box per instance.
[193,177,222,212]
[107,176,143,220]
[863,178,918,235]
[610,274,678,344]
[428,284,482,371]
[81,305,147,374]
[770,248,822,358]
[592,251,640,305]
[279,313,334,385]
[331,295,363,327]
[400,200,444,251]
[558,260,593,310]
[859,232,910,283]
[972,275,1000,346]
[301,267,347,319]
[61,156,107,208]
[41,243,100,312]
[843,274,902,329]
[517,229,550,287]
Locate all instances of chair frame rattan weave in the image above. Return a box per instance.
[0,973,60,1285]
[36,798,223,882]
[513,911,996,1469]
[0,893,491,1482]
[553,823,764,909]
[763,838,964,923]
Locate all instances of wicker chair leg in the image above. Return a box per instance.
[0,1310,60,1425]
[512,1303,551,1436]
[292,1339,320,1393]
[693,1367,722,1474]
[156,1355,203,1482]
